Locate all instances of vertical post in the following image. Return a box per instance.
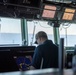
[21,19,28,46]
[59,38,64,71]
[53,27,60,45]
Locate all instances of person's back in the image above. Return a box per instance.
[40,40,58,68]
[30,31,58,69]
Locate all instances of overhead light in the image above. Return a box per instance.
[62,8,75,21]
[42,5,56,19]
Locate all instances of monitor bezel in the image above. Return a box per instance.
[41,4,57,21]
[61,7,76,21]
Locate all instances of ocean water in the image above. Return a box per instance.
[0,33,22,45]
[28,34,76,47]
[0,33,76,47]
[60,35,76,47]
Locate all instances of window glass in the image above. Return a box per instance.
[59,23,76,47]
[27,20,54,46]
[0,17,22,46]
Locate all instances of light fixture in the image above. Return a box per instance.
[42,5,56,19]
[62,8,75,20]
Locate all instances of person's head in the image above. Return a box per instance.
[35,31,48,45]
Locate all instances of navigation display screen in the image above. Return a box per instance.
[14,56,32,71]
[62,8,75,20]
[42,5,56,19]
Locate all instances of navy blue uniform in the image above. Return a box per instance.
[31,40,58,69]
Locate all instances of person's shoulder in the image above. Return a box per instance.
[35,44,45,51]
[35,44,42,49]
[43,40,53,45]
[46,40,53,43]
[53,44,58,50]
[37,44,43,48]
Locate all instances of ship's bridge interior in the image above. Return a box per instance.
[0,0,76,73]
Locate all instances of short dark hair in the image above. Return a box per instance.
[36,31,48,39]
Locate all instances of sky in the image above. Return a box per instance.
[0,17,76,35]
[27,20,53,34]
[59,23,76,35]
[0,17,21,33]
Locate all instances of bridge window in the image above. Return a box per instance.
[59,23,76,47]
[0,17,22,46]
[27,20,54,46]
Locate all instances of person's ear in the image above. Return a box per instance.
[40,37,42,41]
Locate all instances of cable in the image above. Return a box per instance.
[14,12,17,18]
[30,21,36,46]
[62,22,71,29]
[38,21,51,28]
[60,22,71,46]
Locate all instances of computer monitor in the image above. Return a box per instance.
[14,55,32,71]
[42,5,57,20]
[61,8,75,21]
[11,46,35,71]
[0,46,36,71]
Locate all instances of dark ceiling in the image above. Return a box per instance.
[0,0,41,19]
[0,0,76,23]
